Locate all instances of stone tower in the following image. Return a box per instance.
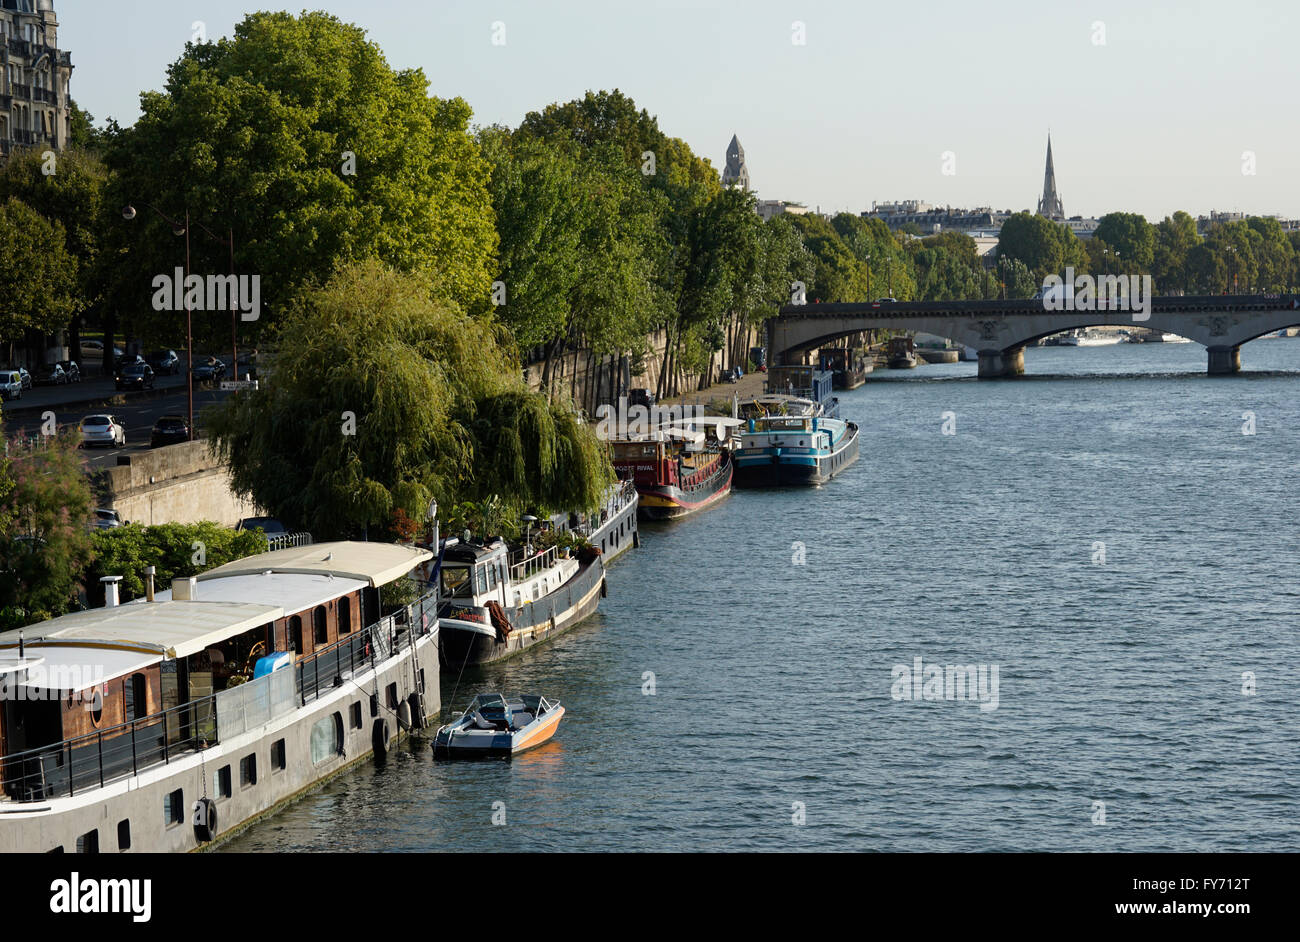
[1036,134,1064,221]
[722,134,749,190]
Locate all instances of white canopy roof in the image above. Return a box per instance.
[0,600,283,662]
[198,541,431,587]
[11,643,165,693]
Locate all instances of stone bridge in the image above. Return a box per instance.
[767,295,1300,377]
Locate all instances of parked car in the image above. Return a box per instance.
[7,366,33,390]
[79,340,124,361]
[57,360,81,383]
[628,387,656,410]
[91,508,124,530]
[150,414,190,448]
[145,349,181,376]
[0,371,23,401]
[192,356,227,383]
[79,414,126,448]
[33,363,67,386]
[115,362,155,391]
[235,516,289,535]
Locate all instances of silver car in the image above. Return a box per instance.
[79,414,126,448]
[0,371,22,401]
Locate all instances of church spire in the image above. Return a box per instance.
[722,134,750,190]
[1037,134,1064,220]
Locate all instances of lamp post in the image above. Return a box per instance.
[521,514,538,557]
[122,202,194,439]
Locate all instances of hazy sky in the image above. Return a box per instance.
[60,0,1298,221]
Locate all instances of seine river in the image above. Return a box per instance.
[224,340,1300,852]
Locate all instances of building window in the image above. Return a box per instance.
[313,605,328,645]
[350,701,363,729]
[216,765,231,799]
[239,754,257,787]
[165,789,183,826]
[310,713,343,764]
[117,820,131,851]
[75,830,99,854]
[271,739,286,771]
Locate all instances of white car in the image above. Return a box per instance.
[80,414,126,448]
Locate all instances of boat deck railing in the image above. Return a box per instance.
[0,590,439,803]
[510,546,560,582]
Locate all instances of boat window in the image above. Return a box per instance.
[313,606,328,645]
[310,714,343,765]
[441,566,473,598]
[338,596,352,634]
[474,565,488,595]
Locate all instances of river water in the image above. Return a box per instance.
[224,340,1300,852]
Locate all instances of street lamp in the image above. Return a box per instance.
[123,204,243,440]
[521,514,538,556]
[122,202,195,440]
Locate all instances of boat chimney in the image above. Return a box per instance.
[145,565,156,602]
[172,576,197,601]
[101,575,123,607]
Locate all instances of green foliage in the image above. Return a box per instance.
[0,198,79,343]
[103,10,498,349]
[206,260,613,540]
[85,522,268,604]
[0,433,95,627]
[1093,212,1155,272]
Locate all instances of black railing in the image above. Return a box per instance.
[0,591,438,801]
[0,697,217,803]
[294,591,437,705]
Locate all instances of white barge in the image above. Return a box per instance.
[0,541,439,853]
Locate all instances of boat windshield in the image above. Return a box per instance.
[440,565,474,599]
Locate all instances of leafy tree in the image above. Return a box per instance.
[0,198,78,355]
[0,148,109,359]
[1093,212,1155,272]
[103,10,498,350]
[206,260,612,540]
[1153,211,1200,293]
[0,432,94,628]
[85,522,268,604]
[997,212,1085,283]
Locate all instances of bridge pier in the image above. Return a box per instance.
[977,346,1025,379]
[1206,345,1241,375]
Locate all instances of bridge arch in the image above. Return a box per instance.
[766,296,1300,378]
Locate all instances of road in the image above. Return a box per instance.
[3,373,232,470]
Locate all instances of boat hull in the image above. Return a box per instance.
[434,706,565,759]
[637,452,733,521]
[438,558,605,669]
[733,422,860,488]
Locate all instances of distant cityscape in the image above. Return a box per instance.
[722,133,1300,263]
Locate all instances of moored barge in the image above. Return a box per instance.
[0,541,439,853]
[611,437,734,521]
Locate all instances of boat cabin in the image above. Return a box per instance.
[766,365,834,404]
[0,542,433,801]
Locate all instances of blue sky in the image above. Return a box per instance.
[60,0,1298,220]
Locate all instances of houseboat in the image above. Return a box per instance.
[574,479,639,564]
[887,336,918,369]
[819,347,873,389]
[733,412,861,488]
[0,541,439,853]
[611,431,734,521]
[437,532,607,670]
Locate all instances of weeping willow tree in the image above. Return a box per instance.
[206,260,612,540]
